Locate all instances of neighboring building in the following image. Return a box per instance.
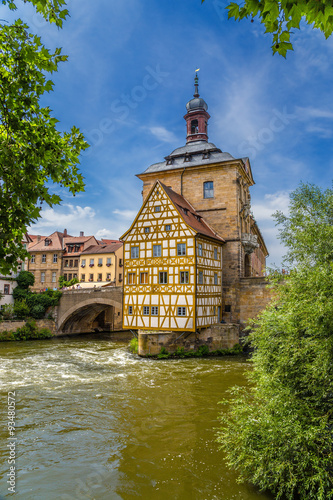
[79,242,123,288]
[122,75,270,339]
[62,231,99,283]
[121,181,224,331]
[27,231,65,291]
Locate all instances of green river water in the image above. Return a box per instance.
[0,334,274,500]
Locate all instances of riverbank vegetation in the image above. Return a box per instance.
[6,271,62,321]
[0,319,53,341]
[218,183,333,500]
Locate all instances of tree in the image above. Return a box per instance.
[203,0,333,57]
[16,270,35,289]
[0,1,88,274]
[217,182,333,500]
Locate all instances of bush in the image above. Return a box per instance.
[14,300,30,319]
[0,321,53,341]
[16,270,35,289]
[1,303,14,320]
[129,337,138,353]
[13,287,30,301]
[30,304,46,319]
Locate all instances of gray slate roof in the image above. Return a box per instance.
[140,140,245,174]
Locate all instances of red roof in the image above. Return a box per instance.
[160,182,225,243]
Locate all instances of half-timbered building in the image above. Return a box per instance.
[121,181,224,332]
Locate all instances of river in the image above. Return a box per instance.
[0,334,273,500]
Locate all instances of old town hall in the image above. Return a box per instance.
[121,75,270,354]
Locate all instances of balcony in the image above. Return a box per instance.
[241,233,259,254]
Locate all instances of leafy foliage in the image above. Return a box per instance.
[16,270,35,289]
[129,337,138,353]
[13,299,30,319]
[0,319,53,341]
[59,275,79,288]
[217,183,333,500]
[203,0,333,57]
[0,1,88,274]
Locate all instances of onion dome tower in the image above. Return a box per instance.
[184,74,210,143]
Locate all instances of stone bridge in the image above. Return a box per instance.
[55,287,123,335]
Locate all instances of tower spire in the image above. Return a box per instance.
[194,73,199,98]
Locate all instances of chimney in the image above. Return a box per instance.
[37,235,41,242]
[63,229,67,236]
[80,231,84,237]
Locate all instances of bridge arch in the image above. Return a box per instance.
[56,289,123,334]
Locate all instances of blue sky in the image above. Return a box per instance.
[4,0,333,267]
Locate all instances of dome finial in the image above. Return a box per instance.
[194,69,200,97]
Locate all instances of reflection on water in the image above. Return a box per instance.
[0,335,273,500]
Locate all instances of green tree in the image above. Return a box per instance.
[0,0,88,274]
[203,0,333,57]
[217,182,333,500]
[16,270,35,289]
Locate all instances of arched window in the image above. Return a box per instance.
[191,119,198,134]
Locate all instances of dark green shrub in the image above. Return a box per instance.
[157,346,170,359]
[30,304,45,319]
[13,287,30,301]
[14,300,30,319]
[16,270,34,289]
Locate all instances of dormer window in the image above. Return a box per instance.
[44,239,51,246]
[182,207,188,215]
[184,153,191,163]
[166,158,173,165]
[202,150,210,159]
[191,119,198,134]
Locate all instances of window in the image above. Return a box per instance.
[81,274,85,282]
[73,274,77,279]
[191,119,198,134]
[81,259,86,267]
[42,254,46,263]
[214,273,218,285]
[53,254,58,263]
[4,284,10,295]
[144,227,150,233]
[89,274,94,282]
[98,258,103,266]
[97,273,102,282]
[214,248,218,260]
[165,224,171,231]
[140,272,148,284]
[177,243,186,256]
[198,243,203,256]
[198,271,203,284]
[64,274,67,281]
[74,259,79,267]
[68,273,72,280]
[106,273,111,281]
[177,307,186,316]
[143,306,149,315]
[153,245,161,257]
[180,271,189,284]
[119,259,123,267]
[52,272,56,283]
[128,306,133,315]
[69,260,73,268]
[154,206,161,213]
[89,259,94,267]
[225,305,231,313]
[31,254,35,263]
[74,245,80,252]
[106,258,111,266]
[159,272,168,284]
[68,246,73,253]
[119,274,122,282]
[128,273,136,285]
[41,272,45,283]
[151,306,158,316]
[131,247,139,259]
[203,181,214,199]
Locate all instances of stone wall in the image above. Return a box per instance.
[138,323,240,356]
[239,277,274,326]
[0,319,56,334]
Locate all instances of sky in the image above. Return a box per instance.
[3,0,333,267]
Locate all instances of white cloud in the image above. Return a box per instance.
[252,191,290,222]
[295,106,333,120]
[29,204,95,232]
[112,209,138,219]
[147,126,178,143]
